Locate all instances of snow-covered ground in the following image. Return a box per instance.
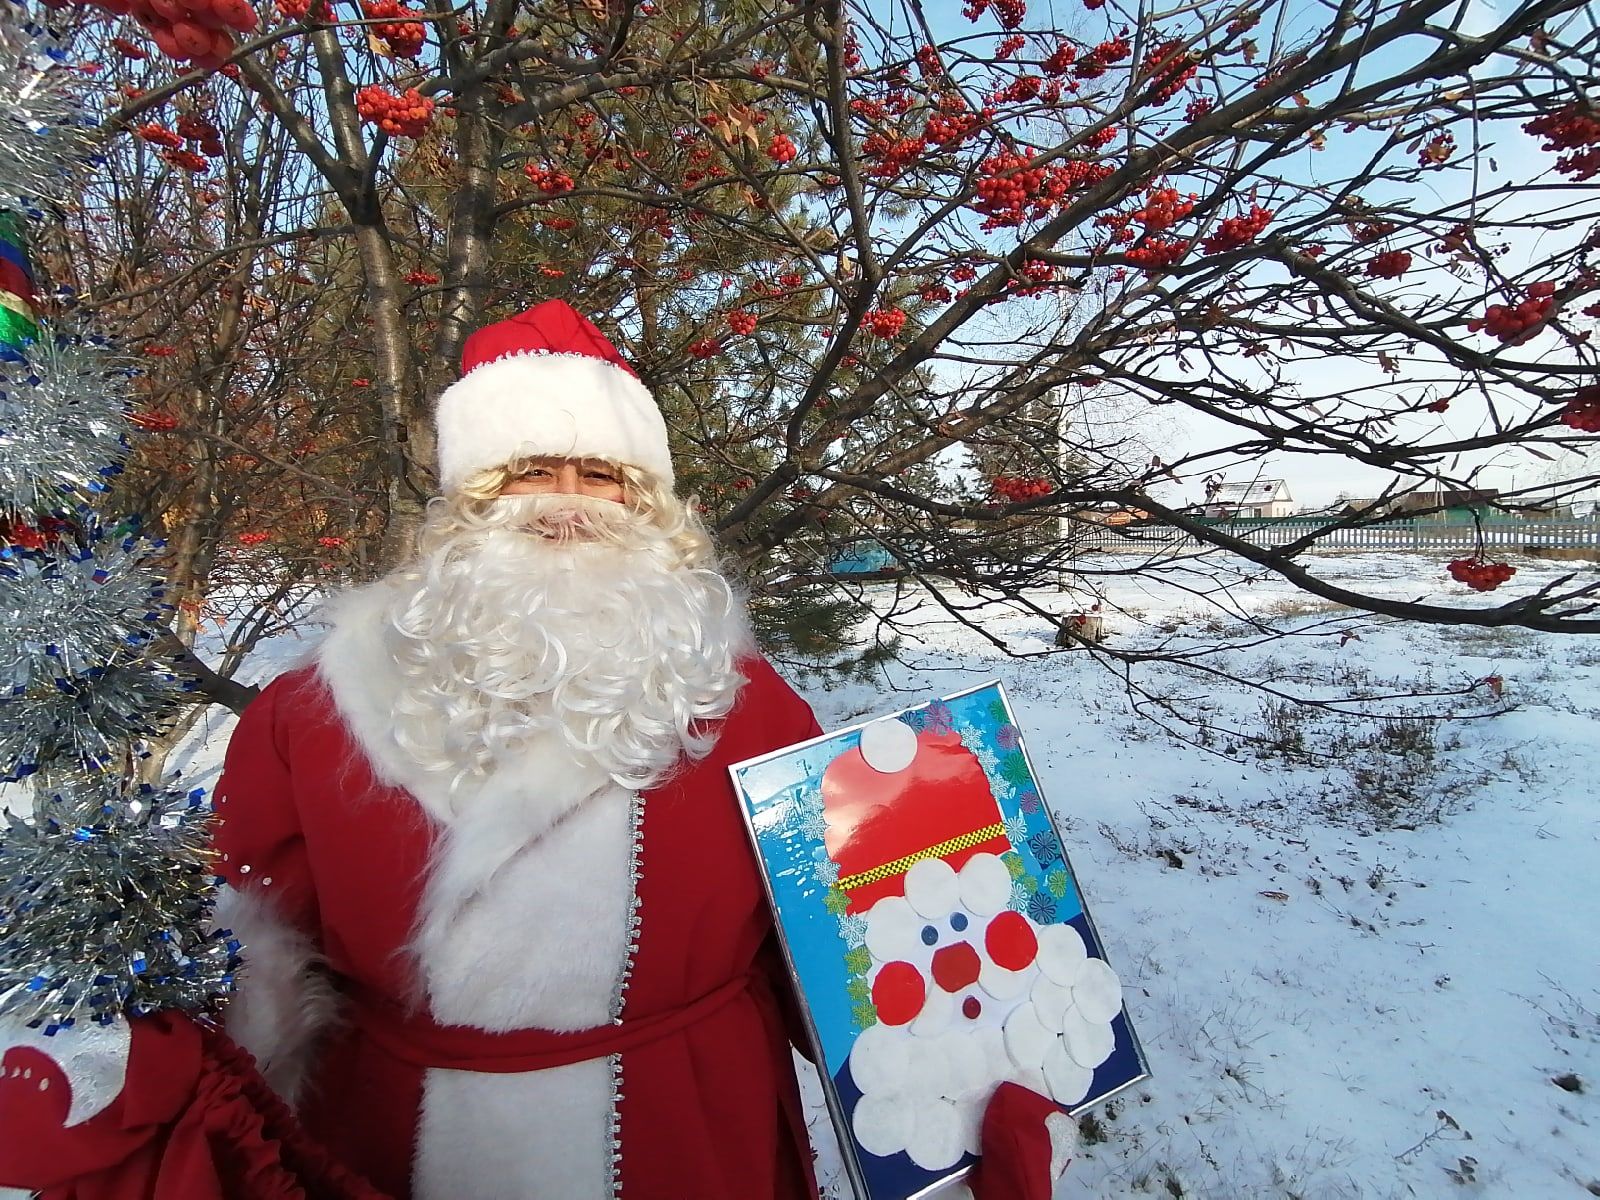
[36,549,1596,1199]
[787,551,1600,1198]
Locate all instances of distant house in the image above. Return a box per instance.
[1390,488,1501,517]
[1202,478,1295,519]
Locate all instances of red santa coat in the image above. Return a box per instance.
[210,584,824,1200]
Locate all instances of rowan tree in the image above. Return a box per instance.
[34,0,1600,714]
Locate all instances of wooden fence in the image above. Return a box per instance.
[1068,518,1600,555]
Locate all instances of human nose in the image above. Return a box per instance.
[552,464,582,494]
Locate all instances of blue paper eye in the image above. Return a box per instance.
[950,913,969,932]
[920,925,939,946]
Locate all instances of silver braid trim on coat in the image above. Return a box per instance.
[607,1052,625,1199]
[609,789,645,1025]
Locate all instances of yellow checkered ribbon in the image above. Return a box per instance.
[838,822,1008,892]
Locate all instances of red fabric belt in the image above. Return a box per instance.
[348,972,755,1074]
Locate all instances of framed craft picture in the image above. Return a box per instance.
[729,681,1149,1200]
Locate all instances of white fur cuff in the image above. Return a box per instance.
[212,885,340,1106]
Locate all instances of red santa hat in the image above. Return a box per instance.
[433,300,674,494]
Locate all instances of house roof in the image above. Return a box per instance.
[1210,478,1289,504]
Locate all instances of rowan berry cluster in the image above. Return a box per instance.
[405,270,440,286]
[727,310,758,336]
[238,531,272,546]
[138,123,184,150]
[992,74,1044,105]
[1201,204,1273,254]
[924,96,982,148]
[995,34,1027,60]
[112,36,147,59]
[962,0,1026,29]
[974,148,1045,224]
[767,133,798,163]
[175,113,225,157]
[1184,97,1214,122]
[1559,385,1600,432]
[113,0,256,70]
[863,308,908,338]
[1446,557,1515,591]
[1143,40,1197,104]
[523,164,575,195]
[778,272,804,289]
[1134,185,1196,231]
[992,476,1051,501]
[1042,42,1077,75]
[951,264,978,282]
[1467,281,1555,345]
[1365,250,1412,279]
[363,0,425,57]
[688,338,722,360]
[862,133,927,179]
[920,283,953,303]
[1523,104,1600,183]
[356,86,435,138]
[278,0,332,19]
[1125,237,1191,271]
[1075,35,1131,80]
[161,148,210,173]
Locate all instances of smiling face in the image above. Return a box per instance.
[497,456,627,503]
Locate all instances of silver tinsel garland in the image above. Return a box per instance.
[0,776,239,1030]
[0,336,132,514]
[0,531,169,691]
[0,10,98,207]
[0,661,189,781]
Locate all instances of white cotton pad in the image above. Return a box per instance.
[906,857,961,918]
[903,1038,955,1101]
[973,1026,1010,1089]
[853,1091,915,1158]
[1030,975,1073,1033]
[958,853,1013,916]
[1003,1003,1054,1070]
[1035,923,1089,986]
[865,896,923,963]
[943,1032,991,1098]
[978,959,1031,1002]
[1071,958,1123,1024]
[859,718,919,773]
[954,1089,988,1156]
[907,1099,967,1172]
[1043,1038,1094,1107]
[1060,1006,1116,1069]
[850,1022,911,1095]
[912,984,956,1036]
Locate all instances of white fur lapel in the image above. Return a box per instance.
[314,581,638,1032]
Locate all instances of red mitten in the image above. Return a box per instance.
[966,1082,1080,1200]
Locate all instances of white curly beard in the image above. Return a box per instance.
[378,493,753,812]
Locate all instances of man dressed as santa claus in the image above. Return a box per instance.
[208,299,830,1200]
[0,300,1076,1200]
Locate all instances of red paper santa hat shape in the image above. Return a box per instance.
[820,719,1012,915]
[434,299,674,493]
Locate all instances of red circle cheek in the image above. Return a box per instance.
[872,961,926,1026]
[985,910,1039,971]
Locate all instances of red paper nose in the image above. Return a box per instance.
[931,941,982,993]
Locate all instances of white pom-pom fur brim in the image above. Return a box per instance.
[435,351,673,492]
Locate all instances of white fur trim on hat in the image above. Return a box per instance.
[434,350,674,493]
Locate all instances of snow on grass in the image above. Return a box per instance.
[795,551,1600,1197]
